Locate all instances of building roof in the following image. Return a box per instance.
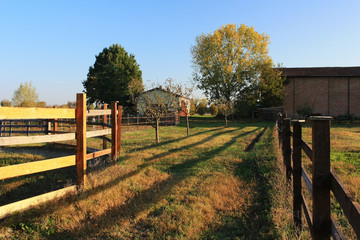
[141,87,190,100]
[278,66,360,77]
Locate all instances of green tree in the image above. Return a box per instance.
[258,66,284,107]
[82,44,144,111]
[197,102,206,115]
[209,103,218,116]
[12,81,39,107]
[1,99,12,107]
[191,24,282,106]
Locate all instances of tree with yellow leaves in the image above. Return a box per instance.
[191,24,283,111]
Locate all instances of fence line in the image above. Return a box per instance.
[0,94,122,219]
[0,113,179,137]
[277,116,360,240]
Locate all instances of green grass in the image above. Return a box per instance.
[300,122,360,239]
[3,118,357,239]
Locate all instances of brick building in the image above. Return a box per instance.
[280,67,360,118]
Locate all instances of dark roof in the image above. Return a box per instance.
[278,67,360,77]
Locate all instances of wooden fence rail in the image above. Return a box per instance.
[0,94,122,219]
[277,116,360,240]
[0,119,49,136]
[0,113,179,136]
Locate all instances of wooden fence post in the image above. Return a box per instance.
[283,118,291,183]
[53,119,58,134]
[76,93,87,188]
[111,101,118,163]
[117,106,122,157]
[292,120,304,231]
[9,121,12,136]
[137,114,139,131]
[311,116,332,240]
[46,120,50,135]
[277,118,282,146]
[103,104,108,150]
[26,120,30,136]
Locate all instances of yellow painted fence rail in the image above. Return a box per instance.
[0,93,123,219]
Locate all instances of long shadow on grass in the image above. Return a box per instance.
[45,127,262,239]
[202,126,278,239]
[142,127,249,162]
[1,126,247,227]
[126,126,227,154]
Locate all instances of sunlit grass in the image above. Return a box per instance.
[0,120,281,239]
[3,118,357,239]
[300,122,360,239]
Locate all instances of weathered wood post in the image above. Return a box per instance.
[111,101,118,163]
[311,116,332,240]
[117,106,122,157]
[9,121,12,136]
[283,118,291,183]
[76,93,87,188]
[52,119,58,134]
[137,114,139,131]
[102,104,108,150]
[292,120,304,231]
[46,120,50,135]
[27,120,30,136]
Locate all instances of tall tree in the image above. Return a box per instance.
[82,44,144,111]
[12,81,39,107]
[191,24,282,106]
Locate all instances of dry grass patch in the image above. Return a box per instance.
[1,120,282,239]
[288,122,360,239]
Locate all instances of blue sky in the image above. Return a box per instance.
[1,0,359,105]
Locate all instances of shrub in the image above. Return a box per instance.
[197,102,207,115]
[296,102,314,118]
[209,104,218,116]
[1,99,12,107]
[234,100,256,119]
[36,101,47,108]
[190,101,196,115]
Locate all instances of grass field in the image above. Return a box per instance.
[0,118,358,239]
[301,122,360,239]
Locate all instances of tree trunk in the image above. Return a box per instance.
[186,114,190,135]
[156,119,160,143]
[225,116,228,126]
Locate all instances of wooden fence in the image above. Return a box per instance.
[0,119,49,136]
[277,116,360,240]
[0,93,123,219]
[0,112,179,136]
